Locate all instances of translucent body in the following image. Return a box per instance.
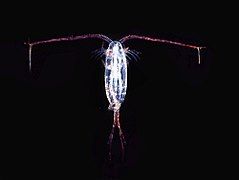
[104,41,127,111]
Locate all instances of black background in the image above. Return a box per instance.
[0,2,237,180]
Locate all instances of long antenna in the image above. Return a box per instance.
[120,35,206,64]
[25,34,112,71]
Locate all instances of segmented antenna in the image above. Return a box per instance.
[120,35,206,64]
[25,34,112,71]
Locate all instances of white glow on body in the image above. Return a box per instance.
[105,41,127,111]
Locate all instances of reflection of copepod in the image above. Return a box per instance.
[26,34,206,161]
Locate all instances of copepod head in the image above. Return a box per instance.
[106,41,124,57]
